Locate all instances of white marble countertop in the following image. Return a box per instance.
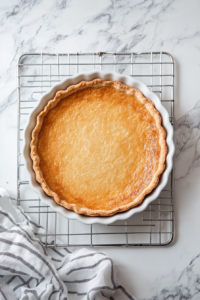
[0,0,200,299]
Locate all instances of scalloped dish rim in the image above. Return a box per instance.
[23,71,174,225]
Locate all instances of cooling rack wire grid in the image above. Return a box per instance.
[17,52,174,247]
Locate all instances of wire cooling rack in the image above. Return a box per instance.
[17,52,174,247]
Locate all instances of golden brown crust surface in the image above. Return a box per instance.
[30,79,167,216]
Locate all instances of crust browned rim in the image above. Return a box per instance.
[30,79,168,216]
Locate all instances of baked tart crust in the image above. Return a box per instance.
[30,79,167,216]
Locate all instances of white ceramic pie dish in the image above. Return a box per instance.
[24,71,174,225]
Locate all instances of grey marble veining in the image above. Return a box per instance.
[147,252,200,300]
[175,100,200,180]
[0,0,200,299]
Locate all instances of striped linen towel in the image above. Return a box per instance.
[0,200,135,300]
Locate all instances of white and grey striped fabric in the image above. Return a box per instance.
[0,201,135,300]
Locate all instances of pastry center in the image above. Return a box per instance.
[37,87,160,210]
